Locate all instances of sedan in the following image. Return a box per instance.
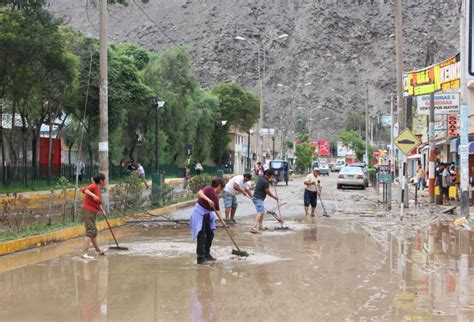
[337,166,366,189]
[319,163,330,176]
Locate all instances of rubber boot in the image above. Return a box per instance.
[311,207,316,217]
[304,206,309,216]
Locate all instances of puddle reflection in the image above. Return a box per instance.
[392,222,474,320]
[76,259,108,322]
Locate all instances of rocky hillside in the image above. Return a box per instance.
[46,0,461,141]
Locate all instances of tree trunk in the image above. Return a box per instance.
[31,128,38,179]
[8,101,18,186]
[0,101,5,187]
[47,104,52,186]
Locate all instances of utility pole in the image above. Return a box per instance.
[98,0,109,209]
[365,82,369,164]
[428,92,435,203]
[394,0,405,130]
[460,0,470,218]
[257,45,264,164]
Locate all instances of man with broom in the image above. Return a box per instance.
[304,167,322,217]
[250,169,279,234]
[190,177,225,265]
[80,173,107,259]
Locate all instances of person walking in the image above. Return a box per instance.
[250,169,278,234]
[75,160,86,184]
[303,167,321,217]
[135,162,149,189]
[416,164,426,190]
[256,162,264,176]
[80,173,107,259]
[183,165,191,189]
[190,177,225,265]
[223,173,253,222]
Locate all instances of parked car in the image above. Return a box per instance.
[333,160,345,172]
[318,163,330,176]
[348,163,369,187]
[337,166,367,189]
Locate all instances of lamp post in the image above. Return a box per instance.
[150,97,165,174]
[234,33,289,163]
[218,120,228,169]
[247,128,253,171]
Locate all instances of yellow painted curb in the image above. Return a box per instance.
[0,199,196,256]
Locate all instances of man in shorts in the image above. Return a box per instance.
[304,167,322,217]
[250,169,279,233]
[222,173,253,222]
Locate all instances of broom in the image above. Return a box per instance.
[99,206,129,251]
[211,206,249,257]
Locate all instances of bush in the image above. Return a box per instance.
[113,172,145,210]
[189,174,212,193]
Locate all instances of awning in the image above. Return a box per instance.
[458,142,474,154]
[407,154,422,160]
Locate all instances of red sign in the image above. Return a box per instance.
[447,114,459,138]
[373,150,380,157]
[319,140,330,156]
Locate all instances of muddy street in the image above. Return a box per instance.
[1,176,473,321]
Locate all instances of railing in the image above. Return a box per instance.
[0,163,220,193]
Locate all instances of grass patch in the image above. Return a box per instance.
[0,195,196,243]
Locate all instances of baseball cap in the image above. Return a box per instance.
[313,167,320,172]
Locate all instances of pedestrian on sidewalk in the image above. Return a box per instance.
[80,173,107,260]
[441,163,451,205]
[223,173,253,222]
[303,167,321,217]
[135,162,149,189]
[195,161,203,176]
[255,162,264,176]
[183,165,191,189]
[189,177,225,265]
[416,164,426,190]
[250,169,279,234]
[75,160,86,184]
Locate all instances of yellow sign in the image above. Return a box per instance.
[394,129,421,155]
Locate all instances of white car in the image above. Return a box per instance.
[337,166,366,189]
[333,160,345,172]
[319,163,330,176]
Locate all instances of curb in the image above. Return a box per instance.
[0,199,196,256]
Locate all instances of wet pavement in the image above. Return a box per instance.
[1,175,474,321]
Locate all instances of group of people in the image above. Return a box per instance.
[189,167,326,265]
[79,166,327,265]
[416,162,457,205]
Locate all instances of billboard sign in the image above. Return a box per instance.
[403,54,460,96]
[319,140,330,156]
[380,115,392,127]
[416,93,459,115]
[337,142,354,157]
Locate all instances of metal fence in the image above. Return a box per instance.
[0,163,220,192]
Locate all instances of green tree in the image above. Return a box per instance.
[295,134,314,173]
[339,130,365,161]
[210,82,259,165]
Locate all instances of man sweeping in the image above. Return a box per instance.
[80,173,107,259]
[304,167,322,217]
[190,177,225,265]
[250,169,279,234]
[223,173,253,223]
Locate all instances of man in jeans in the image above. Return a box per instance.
[222,173,253,223]
[250,169,278,234]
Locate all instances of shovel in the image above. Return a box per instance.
[99,206,129,251]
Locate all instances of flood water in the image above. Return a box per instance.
[1,177,474,321]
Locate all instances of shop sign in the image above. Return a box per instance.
[416,93,459,115]
[447,114,459,138]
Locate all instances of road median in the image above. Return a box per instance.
[0,199,195,256]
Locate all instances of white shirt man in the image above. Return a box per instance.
[303,168,324,217]
[222,173,253,222]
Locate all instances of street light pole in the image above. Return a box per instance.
[272,136,275,160]
[98,0,109,210]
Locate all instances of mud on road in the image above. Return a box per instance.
[0,175,473,321]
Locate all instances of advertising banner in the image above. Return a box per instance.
[337,142,354,157]
[447,114,459,138]
[319,140,330,156]
[416,93,459,115]
[381,115,392,127]
[412,113,428,143]
[403,53,460,97]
